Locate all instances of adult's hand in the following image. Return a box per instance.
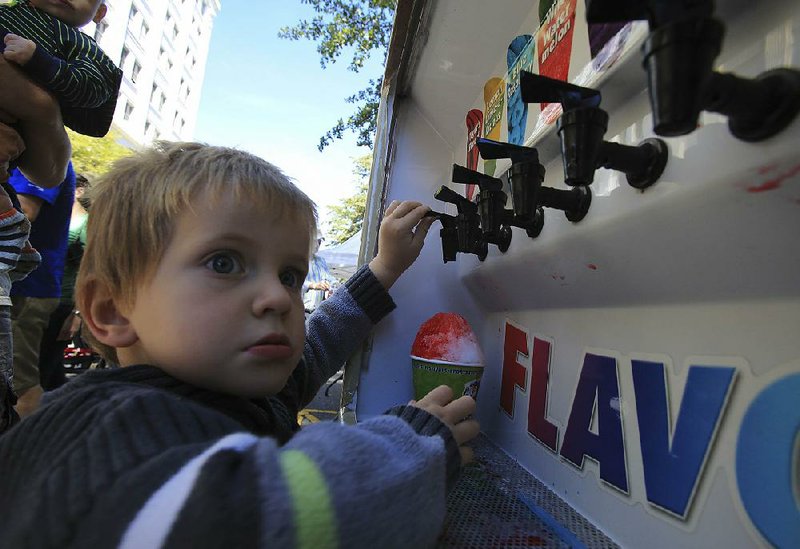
[0,56,70,187]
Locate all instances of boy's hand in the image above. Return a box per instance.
[410,385,480,465]
[369,200,435,290]
[3,34,36,65]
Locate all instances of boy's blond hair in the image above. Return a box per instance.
[76,141,318,362]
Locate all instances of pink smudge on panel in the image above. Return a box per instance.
[587,263,598,270]
[747,163,800,193]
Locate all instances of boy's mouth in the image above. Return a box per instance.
[246,334,293,360]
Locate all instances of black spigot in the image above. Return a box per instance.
[520,71,669,189]
[431,187,488,262]
[450,165,512,252]
[476,137,591,226]
[586,0,800,141]
[425,211,459,263]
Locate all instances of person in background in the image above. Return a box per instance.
[0,142,478,547]
[0,0,122,137]
[302,235,339,313]
[37,173,90,390]
[9,163,76,417]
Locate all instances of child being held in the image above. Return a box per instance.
[0,0,122,137]
[0,142,480,547]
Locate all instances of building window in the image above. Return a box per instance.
[131,61,141,83]
[123,101,134,120]
[172,24,179,40]
[120,46,130,69]
[144,120,152,135]
[139,21,149,42]
[94,20,108,42]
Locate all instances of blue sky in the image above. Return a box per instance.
[194,2,384,229]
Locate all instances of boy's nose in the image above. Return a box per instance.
[252,279,293,317]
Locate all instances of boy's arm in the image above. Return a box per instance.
[291,201,435,406]
[0,57,70,187]
[287,265,395,408]
[112,396,464,548]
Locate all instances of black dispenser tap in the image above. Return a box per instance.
[586,0,800,141]
[430,186,488,262]
[451,165,513,252]
[476,137,592,225]
[520,71,669,189]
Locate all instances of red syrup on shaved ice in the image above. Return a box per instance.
[410,313,485,400]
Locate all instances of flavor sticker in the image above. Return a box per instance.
[506,35,536,146]
[536,0,578,123]
[483,77,505,177]
[465,109,484,201]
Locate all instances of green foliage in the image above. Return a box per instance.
[67,129,134,178]
[279,0,397,150]
[325,153,371,244]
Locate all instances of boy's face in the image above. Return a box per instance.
[117,193,311,398]
[30,0,107,28]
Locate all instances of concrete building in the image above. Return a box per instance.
[84,0,221,146]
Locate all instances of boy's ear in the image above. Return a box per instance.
[93,3,108,24]
[81,279,137,349]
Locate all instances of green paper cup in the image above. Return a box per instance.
[411,355,484,401]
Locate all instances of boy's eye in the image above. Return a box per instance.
[279,268,303,289]
[205,253,242,275]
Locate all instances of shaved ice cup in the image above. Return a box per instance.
[410,355,484,402]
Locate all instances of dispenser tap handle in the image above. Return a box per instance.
[451,164,504,192]
[585,0,714,27]
[476,137,541,164]
[520,71,601,110]
[434,186,478,214]
[425,209,455,227]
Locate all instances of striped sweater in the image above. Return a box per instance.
[0,206,39,307]
[0,265,462,548]
[0,0,123,136]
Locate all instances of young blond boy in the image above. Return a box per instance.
[0,142,480,547]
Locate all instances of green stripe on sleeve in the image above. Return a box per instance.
[279,450,338,549]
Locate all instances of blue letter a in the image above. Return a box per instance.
[560,354,628,492]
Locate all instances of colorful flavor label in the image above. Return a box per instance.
[536,0,578,120]
[506,35,535,146]
[465,109,484,201]
[483,77,504,177]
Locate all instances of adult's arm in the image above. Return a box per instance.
[16,193,43,222]
[0,121,24,184]
[0,57,70,187]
